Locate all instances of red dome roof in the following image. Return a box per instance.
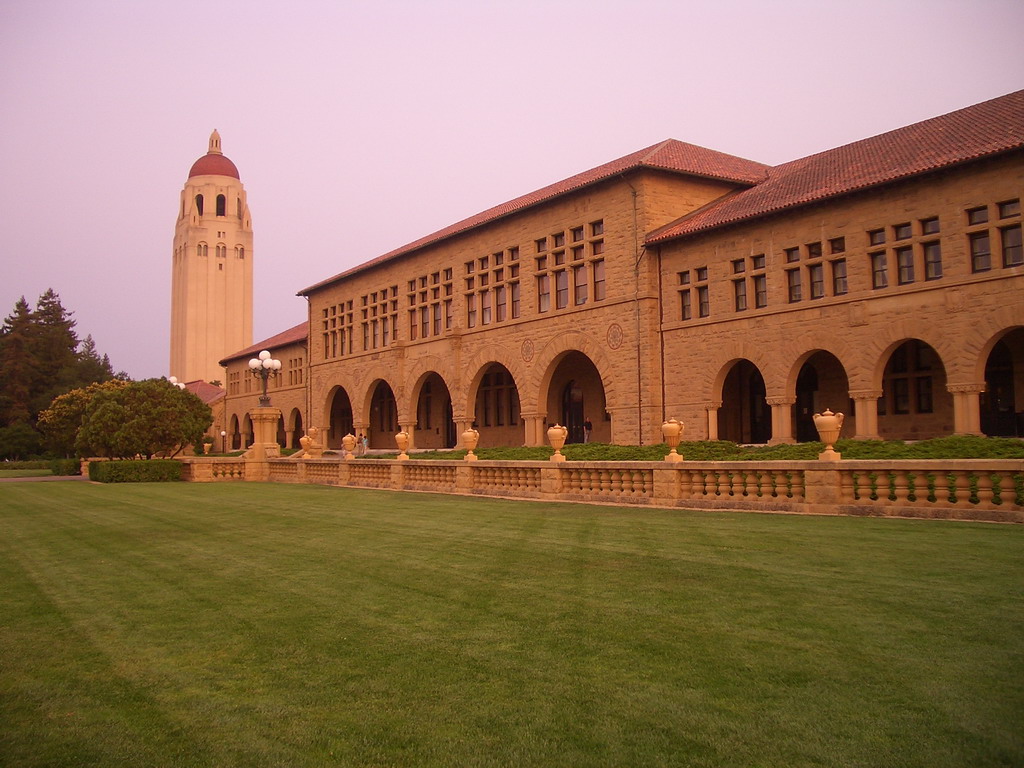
[188,153,239,179]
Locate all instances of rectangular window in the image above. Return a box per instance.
[809,263,824,299]
[829,237,846,254]
[733,279,747,311]
[924,242,942,280]
[784,247,800,263]
[678,270,690,285]
[871,252,888,288]
[591,220,604,236]
[753,274,767,308]
[420,306,429,337]
[893,223,912,240]
[786,268,802,302]
[444,299,452,329]
[868,229,886,246]
[967,206,989,225]
[591,240,604,256]
[481,291,492,325]
[732,258,745,274]
[893,378,911,415]
[510,282,520,318]
[697,286,710,318]
[1002,224,1023,267]
[831,259,848,295]
[752,254,766,270]
[998,199,1021,218]
[570,226,584,242]
[555,270,569,309]
[969,231,992,272]
[920,217,940,235]
[495,285,507,321]
[696,266,708,282]
[432,303,441,335]
[593,260,606,301]
[573,265,587,305]
[806,241,822,259]
[537,274,550,312]
[896,246,915,284]
[466,294,477,328]
[680,290,691,320]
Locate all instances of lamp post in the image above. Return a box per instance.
[169,376,186,390]
[248,350,282,407]
[220,430,227,453]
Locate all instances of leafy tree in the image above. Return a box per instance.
[76,379,212,459]
[0,421,42,460]
[38,380,129,457]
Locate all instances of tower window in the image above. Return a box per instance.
[216,195,226,217]
[195,194,204,216]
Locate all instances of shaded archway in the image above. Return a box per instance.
[981,328,1024,436]
[241,414,254,448]
[229,414,241,450]
[542,351,607,444]
[718,360,770,444]
[368,381,398,449]
[415,373,457,449]
[472,364,522,448]
[877,339,952,439]
[327,387,354,449]
[794,351,851,442]
[289,408,304,448]
[276,415,287,448]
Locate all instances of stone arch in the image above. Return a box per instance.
[859,318,956,394]
[962,301,1024,383]
[704,342,781,402]
[873,337,952,440]
[363,378,400,450]
[323,384,355,449]
[786,349,852,442]
[714,358,771,444]
[402,354,457,417]
[228,413,241,450]
[979,326,1024,437]
[529,330,619,413]
[407,368,458,450]
[459,344,528,419]
[287,407,304,448]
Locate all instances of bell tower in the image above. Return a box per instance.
[169,130,254,384]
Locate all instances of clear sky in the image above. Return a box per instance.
[1,0,1022,380]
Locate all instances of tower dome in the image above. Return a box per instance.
[188,129,240,179]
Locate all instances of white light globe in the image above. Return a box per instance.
[258,350,271,361]
[249,358,261,369]
[272,359,282,370]
[263,358,274,369]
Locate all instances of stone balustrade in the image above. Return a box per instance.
[176,457,1024,523]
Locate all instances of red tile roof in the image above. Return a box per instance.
[298,140,769,295]
[183,379,225,405]
[219,320,309,365]
[647,90,1024,243]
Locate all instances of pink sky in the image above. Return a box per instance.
[2,0,1022,380]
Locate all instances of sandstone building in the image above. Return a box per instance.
[170,130,254,386]
[218,91,1024,451]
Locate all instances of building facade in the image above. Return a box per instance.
[170,130,254,386]
[220,91,1024,451]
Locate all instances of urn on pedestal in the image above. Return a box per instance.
[547,424,569,462]
[812,409,844,461]
[462,427,480,461]
[661,418,684,462]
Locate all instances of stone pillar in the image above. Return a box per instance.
[849,389,882,440]
[248,407,282,457]
[705,401,722,441]
[766,397,796,445]
[948,382,986,435]
[520,411,545,447]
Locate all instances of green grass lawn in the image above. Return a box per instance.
[1,483,1021,767]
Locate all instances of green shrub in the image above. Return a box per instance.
[0,460,51,470]
[88,459,183,483]
[49,459,80,476]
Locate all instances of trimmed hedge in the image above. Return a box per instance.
[49,459,80,476]
[88,459,183,483]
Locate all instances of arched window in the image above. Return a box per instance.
[236,198,242,219]
[216,194,226,217]
[195,194,204,216]
[197,243,208,257]
[236,246,245,259]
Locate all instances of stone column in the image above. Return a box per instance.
[520,411,546,447]
[705,401,722,441]
[285,429,294,449]
[766,397,796,445]
[948,382,986,436]
[849,389,882,440]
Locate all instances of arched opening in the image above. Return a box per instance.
[982,328,1024,436]
[195,194,204,216]
[369,381,398,449]
[327,387,354,449]
[878,339,952,439]
[229,414,241,450]
[718,360,770,444]
[216,194,226,217]
[241,414,254,448]
[415,373,457,449]
[794,351,851,442]
[276,415,286,448]
[472,364,522,448]
[289,408,304,448]
[543,352,607,444]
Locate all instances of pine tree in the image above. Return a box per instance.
[0,297,35,426]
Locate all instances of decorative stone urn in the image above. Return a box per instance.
[395,430,410,460]
[202,441,213,455]
[661,418,684,462]
[298,426,324,459]
[812,408,844,461]
[547,423,569,462]
[341,433,356,460]
[462,427,480,461]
